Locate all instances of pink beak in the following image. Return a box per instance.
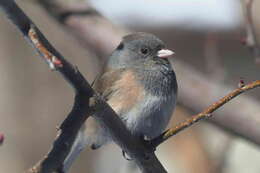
[157,49,174,58]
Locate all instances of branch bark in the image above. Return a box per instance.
[35,0,260,147]
[0,1,93,172]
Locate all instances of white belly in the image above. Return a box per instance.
[122,92,176,139]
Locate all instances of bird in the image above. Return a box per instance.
[63,32,178,172]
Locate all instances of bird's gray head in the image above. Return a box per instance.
[108,32,174,69]
[107,32,177,97]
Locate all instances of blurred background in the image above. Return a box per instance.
[1,0,260,172]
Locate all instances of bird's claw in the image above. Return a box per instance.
[141,135,156,153]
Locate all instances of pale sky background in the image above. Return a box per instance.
[90,0,243,31]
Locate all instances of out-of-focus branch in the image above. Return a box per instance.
[204,33,225,81]
[151,80,260,147]
[0,1,167,173]
[0,133,4,146]
[38,0,126,59]
[241,0,260,62]
[36,0,260,147]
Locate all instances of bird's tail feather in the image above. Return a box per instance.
[62,117,109,172]
[62,129,88,172]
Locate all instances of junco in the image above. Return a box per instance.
[63,32,177,172]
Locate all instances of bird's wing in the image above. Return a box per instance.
[92,68,145,116]
[92,68,125,101]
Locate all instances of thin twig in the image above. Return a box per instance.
[151,80,260,147]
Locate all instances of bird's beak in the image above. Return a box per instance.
[157,49,174,58]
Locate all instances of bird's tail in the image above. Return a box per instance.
[62,117,109,172]
[62,128,87,172]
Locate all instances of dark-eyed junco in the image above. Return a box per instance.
[63,32,177,172]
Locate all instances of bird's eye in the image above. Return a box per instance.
[140,47,149,55]
[116,43,124,50]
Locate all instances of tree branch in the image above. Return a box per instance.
[174,60,260,146]
[150,80,260,147]
[37,0,125,59]
[35,0,260,147]
[0,1,93,172]
[0,1,167,173]
[0,133,4,146]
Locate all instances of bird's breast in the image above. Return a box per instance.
[106,69,176,139]
[107,70,145,115]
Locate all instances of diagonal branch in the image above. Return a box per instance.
[150,80,260,147]
[0,1,93,173]
[0,1,167,173]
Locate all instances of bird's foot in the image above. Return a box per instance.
[121,136,157,161]
[141,135,156,153]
